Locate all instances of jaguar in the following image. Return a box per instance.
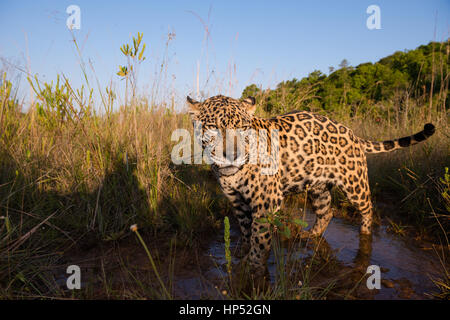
[186,94,435,275]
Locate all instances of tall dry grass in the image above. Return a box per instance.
[0,50,227,298]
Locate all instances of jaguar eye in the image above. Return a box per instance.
[234,126,250,134]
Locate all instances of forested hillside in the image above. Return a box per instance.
[242,41,449,122]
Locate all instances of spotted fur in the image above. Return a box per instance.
[187,95,435,275]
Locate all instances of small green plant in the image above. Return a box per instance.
[427,167,450,300]
[439,167,450,213]
[386,217,407,236]
[257,211,308,239]
[117,32,146,107]
[224,216,232,276]
[27,75,75,129]
[0,73,20,136]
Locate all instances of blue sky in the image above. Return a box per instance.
[0,0,449,110]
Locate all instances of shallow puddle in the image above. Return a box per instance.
[177,210,444,299]
[51,208,445,299]
[305,212,442,299]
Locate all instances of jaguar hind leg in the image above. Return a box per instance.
[339,168,373,235]
[308,185,333,236]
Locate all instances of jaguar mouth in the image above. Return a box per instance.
[209,153,248,168]
[215,165,241,176]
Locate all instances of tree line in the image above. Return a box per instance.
[241,40,449,122]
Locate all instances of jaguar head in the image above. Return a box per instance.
[187,95,256,175]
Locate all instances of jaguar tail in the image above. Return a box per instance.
[360,123,435,154]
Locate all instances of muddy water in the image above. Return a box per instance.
[176,210,444,299]
[303,213,442,299]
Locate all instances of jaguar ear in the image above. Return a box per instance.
[186,96,200,118]
[242,96,256,115]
